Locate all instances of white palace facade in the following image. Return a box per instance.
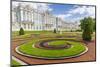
[12,4,80,31]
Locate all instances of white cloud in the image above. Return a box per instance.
[69,6,86,14]
[56,5,95,22]
[68,5,95,18]
[86,6,95,18]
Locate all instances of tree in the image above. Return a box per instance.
[19,27,24,35]
[93,19,96,31]
[80,17,94,41]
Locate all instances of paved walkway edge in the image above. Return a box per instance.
[12,56,27,65]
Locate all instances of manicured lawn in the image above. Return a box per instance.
[12,31,33,38]
[48,40,67,46]
[12,31,53,36]
[12,31,55,39]
[12,31,95,38]
[18,38,86,59]
[11,59,20,65]
[13,31,90,59]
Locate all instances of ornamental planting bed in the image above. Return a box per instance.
[15,38,88,59]
[12,31,96,65]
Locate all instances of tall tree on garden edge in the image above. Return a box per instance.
[80,17,94,41]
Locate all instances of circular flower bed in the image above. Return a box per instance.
[35,40,71,50]
[16,38,88,59]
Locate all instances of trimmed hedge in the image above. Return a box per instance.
[53,28,57,33]
[19,27,24,35]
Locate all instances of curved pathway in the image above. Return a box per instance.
[12,38,96,65]
[12,56,27,65]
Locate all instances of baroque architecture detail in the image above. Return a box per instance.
[12,4,80,31]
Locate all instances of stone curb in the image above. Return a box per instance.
[12,56,27,65]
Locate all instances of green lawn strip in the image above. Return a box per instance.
[48,40,67,46]
[12,31,82,38]
[12,32,31,39]
[18,39,86,58]
[12,31,54,39]
[11,59,20,65]
[12,31,53,36]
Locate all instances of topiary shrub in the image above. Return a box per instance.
[70,30,73,32]
[19,27,24,35]
[53,28,57,33]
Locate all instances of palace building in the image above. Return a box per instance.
[12,4,80,31]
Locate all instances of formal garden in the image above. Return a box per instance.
[12,17,96,65]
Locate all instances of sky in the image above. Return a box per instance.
[12,1,95,23]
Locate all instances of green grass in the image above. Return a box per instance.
[12,31,53,36]
[12,31,33,38]
[18,39,86,59]
[12,30,95,59]
[11,59,20,66]
[12,31,55,38]
[48,40,67,46]
[12,31,82,38]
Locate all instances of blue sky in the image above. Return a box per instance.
[49,4,75,15]
[13,1,95,23]
[48,4,95,22]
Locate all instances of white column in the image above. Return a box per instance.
[32,11,34,22]
[24,10,26,21]
[28,12,29,22]
[23,10,25,22]
[31,11,32,22]
[31,13,33,22]
[25,11,27,21]
[26,11,28,21]
[27,11,29,22]
[28,12,30,22]
[21,10,23,21]
[29,11,31,22]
